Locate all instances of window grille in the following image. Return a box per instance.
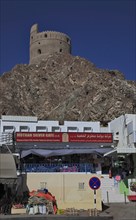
[52,127,60,132]
[84,127,93,132]
[20,126,29,132]
[67,127,78,132]
[3,126,15,132]
[78,182,85,190]
[40,182,47,189]
[36,126,47,132]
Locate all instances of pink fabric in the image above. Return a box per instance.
[115,175,121,181]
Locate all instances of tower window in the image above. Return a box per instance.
[38,49,41,54]
[60,49,62,52]
[44,34,47,38]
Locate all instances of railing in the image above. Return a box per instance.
[21,163,96,173]
[0,132,13,146]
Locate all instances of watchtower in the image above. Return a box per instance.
[29,24,71,64]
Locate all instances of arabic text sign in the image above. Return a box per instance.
[69,133,113,143]
[16,132,113,143]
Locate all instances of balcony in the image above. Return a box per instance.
[21,163,96,173]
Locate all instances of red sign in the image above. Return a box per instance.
[69,133,113,143]
[16,132,62,142]
[16,132,113,143]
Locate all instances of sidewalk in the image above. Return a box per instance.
[0,203,135,220]
[99,202,136,220]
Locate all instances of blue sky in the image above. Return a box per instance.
[0,0,135,80]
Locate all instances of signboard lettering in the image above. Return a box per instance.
[16,132,113,143]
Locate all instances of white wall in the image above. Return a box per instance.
[109,114,136,153]
[64,121,100,132]
[22,173,102,210]
[1,114,136,154]
[0,116,101,133]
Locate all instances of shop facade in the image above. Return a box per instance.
[0,114,136,208]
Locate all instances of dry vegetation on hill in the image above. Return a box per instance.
[0,53,136,123]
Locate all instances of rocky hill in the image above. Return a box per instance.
[0,53,136,123]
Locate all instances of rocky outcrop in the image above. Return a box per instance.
[0,53,136,123]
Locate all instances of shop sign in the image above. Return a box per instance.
[16,132,113,143]
[16,132,62,142]
[68,132,113,143]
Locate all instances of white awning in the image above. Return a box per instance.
[103,148,117,157]
[21,148,113,158]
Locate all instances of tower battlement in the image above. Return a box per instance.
[29,24,71,64]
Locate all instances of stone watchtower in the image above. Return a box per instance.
[29,24,71,64]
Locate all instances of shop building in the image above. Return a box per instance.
[0,114,136,209]
[0,115,114,174]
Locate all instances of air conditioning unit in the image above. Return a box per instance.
[114,135,119,141]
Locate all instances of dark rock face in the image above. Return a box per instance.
[0,53,136,122]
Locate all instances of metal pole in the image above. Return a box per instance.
[107,191,109,204]
[94,189,96,209]
[124,191,127,204]
[85,163,87,173]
